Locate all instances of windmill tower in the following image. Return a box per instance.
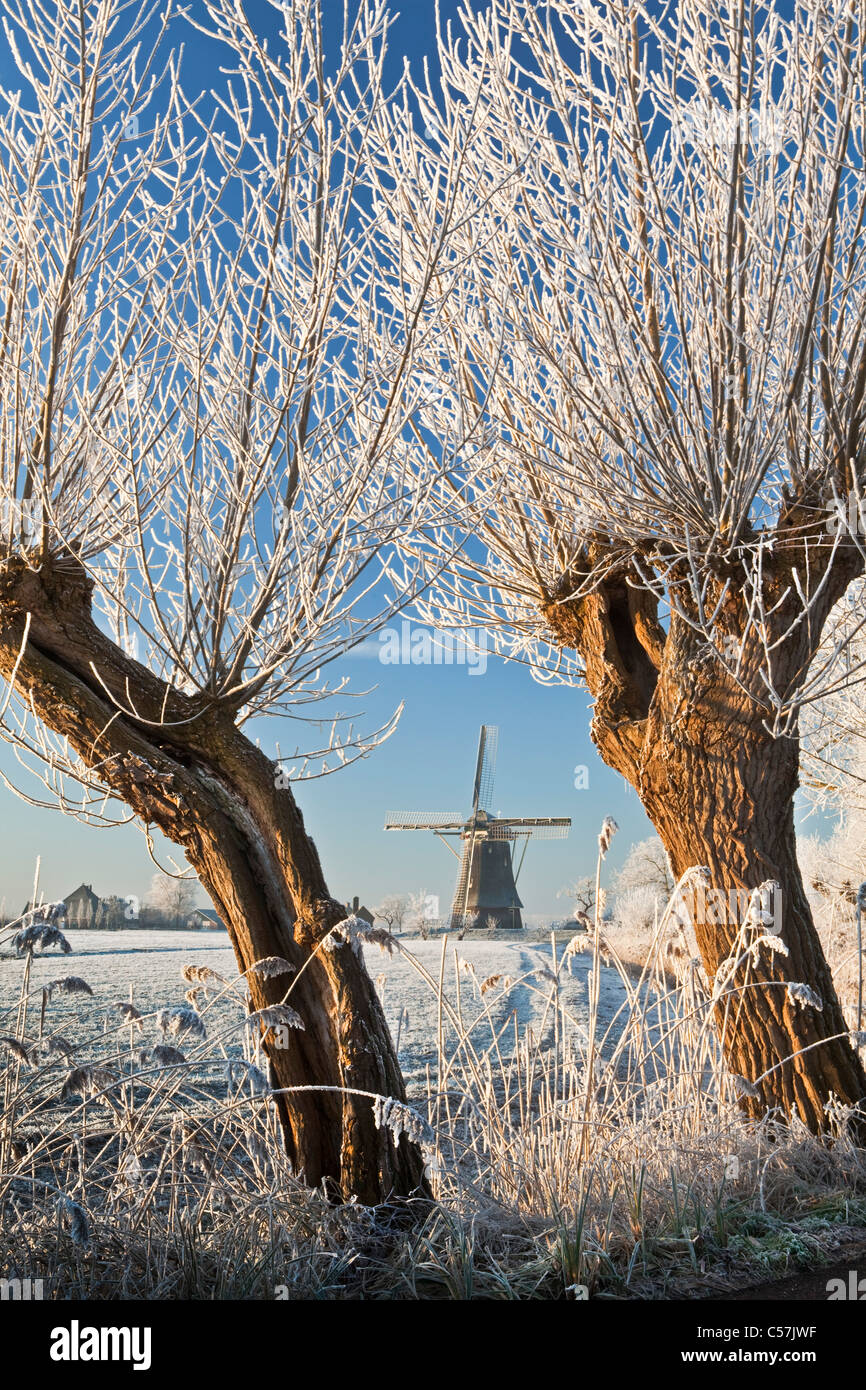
[385,725,571,930]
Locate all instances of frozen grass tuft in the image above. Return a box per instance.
[2,857,866,1299]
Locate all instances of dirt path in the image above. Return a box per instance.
[709,1240,866,1301]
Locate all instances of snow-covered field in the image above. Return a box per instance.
[369,934,628,1086]
[0,929,630,1089]
[0,930,237,1017]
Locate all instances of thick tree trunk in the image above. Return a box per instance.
[0,555,427,1202]
[543,552,866,1131]
[638,618,864,1128]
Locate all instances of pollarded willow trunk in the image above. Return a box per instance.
[638,619,865,1128]
[175,751,426,1201]
[544,552,866,1132]
[0,555,427,1202]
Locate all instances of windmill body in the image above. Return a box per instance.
[385,726,571,930]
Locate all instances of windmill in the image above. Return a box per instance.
[385,725,571,930]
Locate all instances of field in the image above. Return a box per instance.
[3,918,866,1300]
[0,928,630,1090]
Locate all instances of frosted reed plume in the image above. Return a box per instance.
[3,856,866,1300]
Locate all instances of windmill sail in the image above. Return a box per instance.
[472,724,498,814]
[385,811,463,830]
[487,818,571,840]
[449,837,476,929]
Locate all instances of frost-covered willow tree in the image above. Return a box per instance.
[378,0,866,1128]
[0,0,485,1199]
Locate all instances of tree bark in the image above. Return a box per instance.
[639,615,864,1127]
[543,542,866,1131]
[0,555,427,1202]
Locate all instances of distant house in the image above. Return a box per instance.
[21,883,122,928]
[345,895,374,925]
[22,885,222,930]
[64,883,103,927]
[186,907,226,930]
[62,885,130,928]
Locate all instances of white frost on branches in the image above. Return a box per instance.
[0,0,488,817]
[376,0,866,711]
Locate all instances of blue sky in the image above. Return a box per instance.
[0,0,831,920]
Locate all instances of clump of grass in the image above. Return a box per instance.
[2,846,866,1300]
